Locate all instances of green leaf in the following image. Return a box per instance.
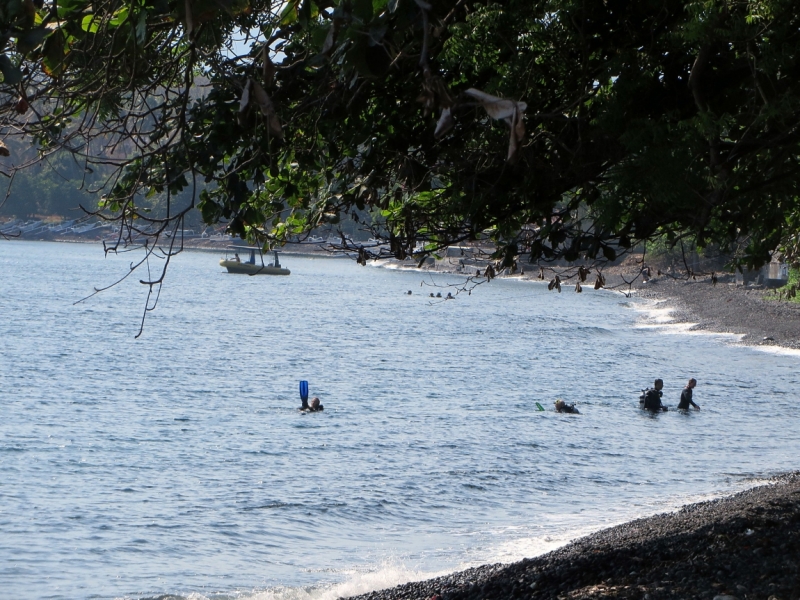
[279,0,299,25]
[345,37,374,77]
[299,0,312,26]
[369,23,387,44]
[352,0,372,22]
[0,55,22,84]
[109,6,129,26]
[41,30,67,77]
[136,10,147,43]
[15,27,48,54]
[57,0,86,16]
[81,14,100,33]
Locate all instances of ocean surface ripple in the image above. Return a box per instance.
[0,242,798,600]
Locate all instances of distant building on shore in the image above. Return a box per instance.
[736,255,789,288]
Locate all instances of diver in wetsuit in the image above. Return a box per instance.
[300,397,324,412]
[555,399,580,414]
[677,378,700,410]
[640,378,666,412]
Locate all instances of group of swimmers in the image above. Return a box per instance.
[640,378,699,412]
[552,378,699,415]
[405,291,455,298]
[299,379,699,416]
[404,290,455,299]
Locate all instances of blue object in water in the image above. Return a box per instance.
[299,380,309,402]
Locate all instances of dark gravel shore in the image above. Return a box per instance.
[625,275,800,350]
[345,474,800,600]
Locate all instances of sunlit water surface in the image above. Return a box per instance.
[1,241,798,600]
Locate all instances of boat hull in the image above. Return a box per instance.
[219,260,290,275]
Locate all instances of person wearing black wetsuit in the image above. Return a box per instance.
[300,397,324,412]
[641,378,665,412]
[555,399,580,414]
[677,378,699,410]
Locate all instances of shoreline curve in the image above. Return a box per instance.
[343,472,800,600]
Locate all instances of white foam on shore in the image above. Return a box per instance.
[630,298,800,356]
[304,564,451,600]
[475,477,775,569]
[206,476,780,600]
[630,298,744,340]
[631,298,699,333]
[207,532,583,600]
[472,525,600,565]
[210,562,451,600]
[750,344,800,358]
[375,262,409,271]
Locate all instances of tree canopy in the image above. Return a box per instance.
[2,0,800,270]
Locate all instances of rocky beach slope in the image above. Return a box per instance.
[631,275,800,350]
[346,474,800,600]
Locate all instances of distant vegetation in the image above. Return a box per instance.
[768,267,800,303]
[0,148,371,243]
[0,150,97,218]
[0,148,212,231]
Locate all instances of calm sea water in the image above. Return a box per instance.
[1,241,798,600]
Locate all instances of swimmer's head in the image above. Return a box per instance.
[311,397,320,409]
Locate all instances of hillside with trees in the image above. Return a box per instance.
[0,145,102,217]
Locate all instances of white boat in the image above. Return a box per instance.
[70,221,100,234]
[18,220,43,233]
[326,234,354,246]
[0,219,20,234]
[219,246,290,275]
[364,238,390,254]
[48,220,76,234]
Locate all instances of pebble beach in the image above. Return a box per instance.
[635,275,800,350]
[346,474,800,600]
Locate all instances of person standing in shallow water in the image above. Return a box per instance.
[677,378,700,410]
[641,379,665,411]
